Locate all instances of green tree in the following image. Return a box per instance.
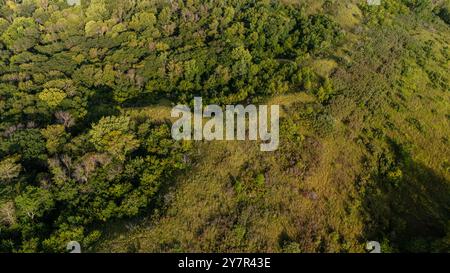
[0,156,21,184]
[86,0,109,21]
[41,125,68,154]
[15,186,54,222]
[38,88,67,108]
[89,116,139,161]
[1,17,40,52]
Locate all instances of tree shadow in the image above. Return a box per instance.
[363,139,450,252]
[83,87,120,128]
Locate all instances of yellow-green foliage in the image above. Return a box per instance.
[38,88,67,108]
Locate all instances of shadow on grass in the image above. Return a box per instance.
[363,140,450,252]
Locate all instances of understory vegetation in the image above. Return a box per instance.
[0,0,449,253]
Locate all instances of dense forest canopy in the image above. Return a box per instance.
[0,0,449,252]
